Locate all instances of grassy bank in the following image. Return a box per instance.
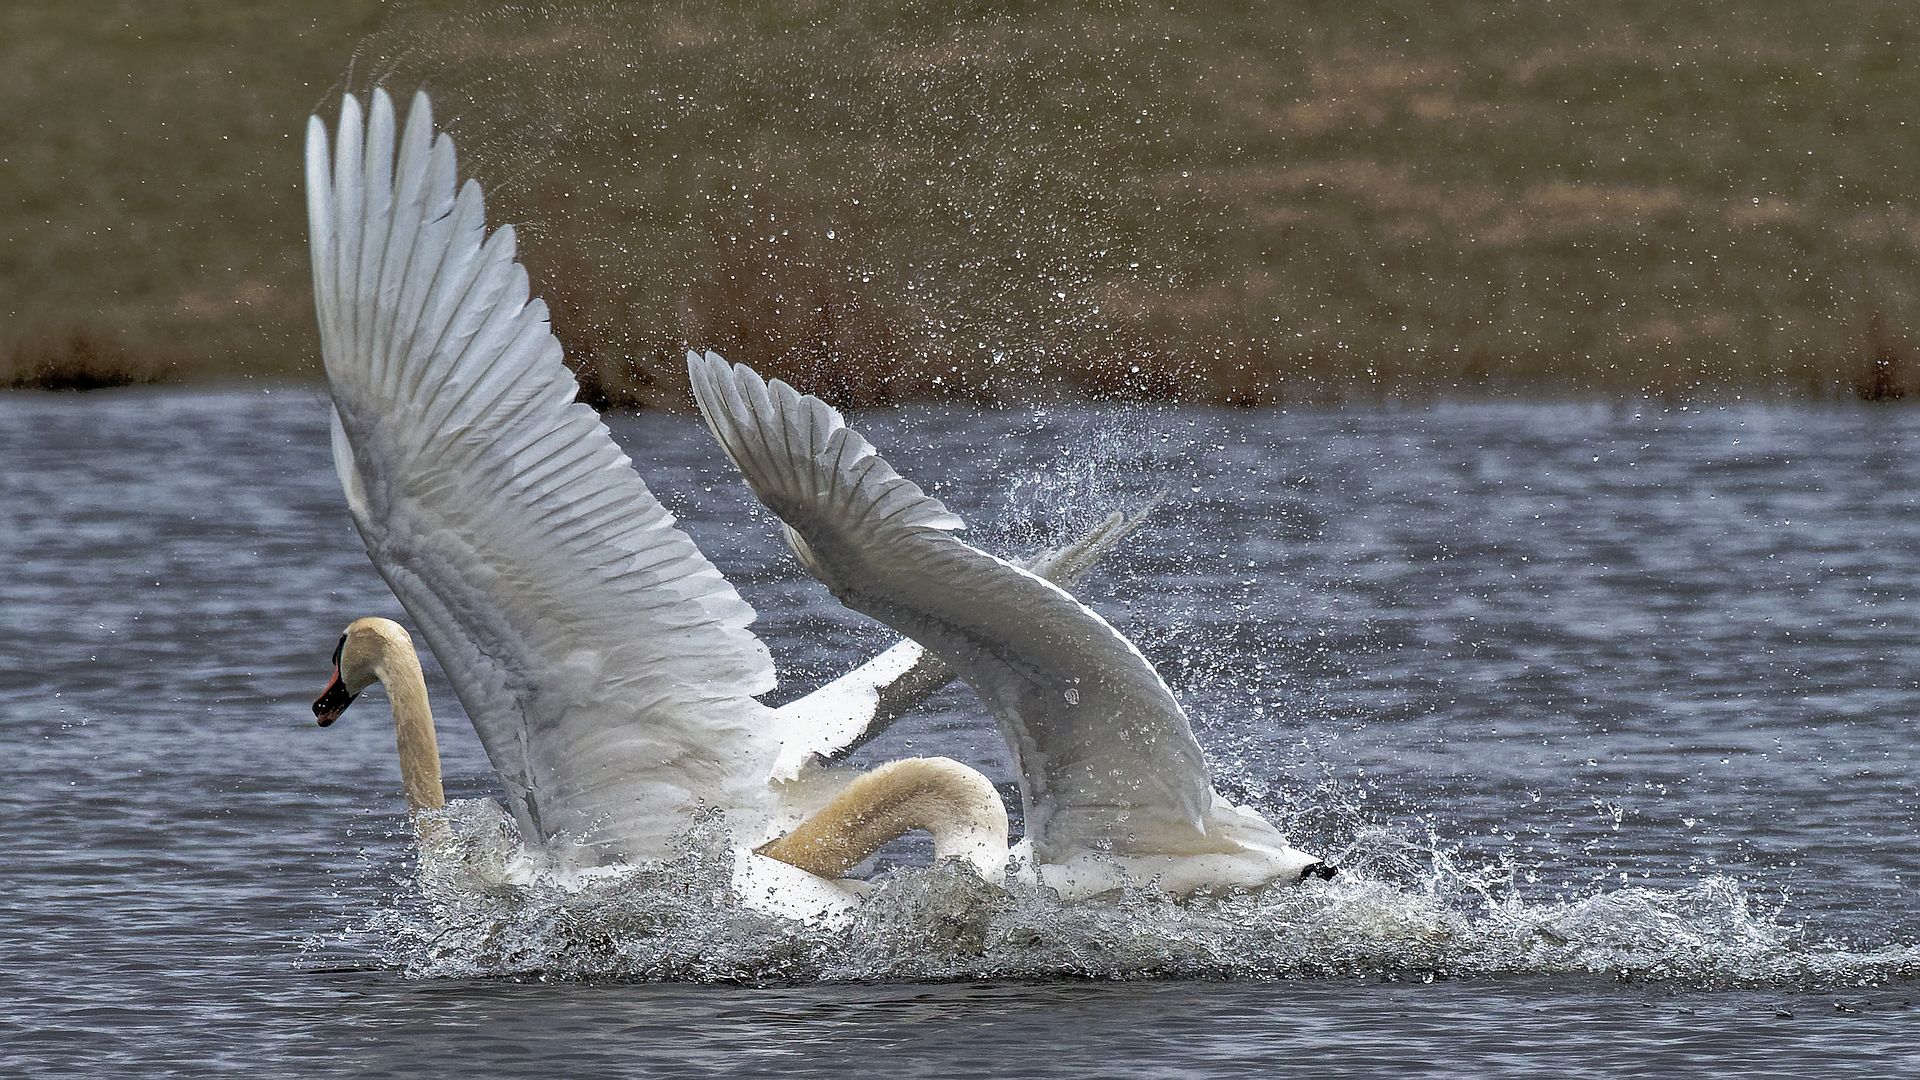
[5,1,1920,405]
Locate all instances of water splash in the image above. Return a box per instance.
[311,799,1920,988]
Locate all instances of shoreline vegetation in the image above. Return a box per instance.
[5,2,1920,407]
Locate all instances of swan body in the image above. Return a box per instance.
[315,616,1004,921]
[687,353,1337,898]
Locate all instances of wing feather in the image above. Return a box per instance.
[687,351,1217,861]
[769,503,1158,774]
[309,91,781,863]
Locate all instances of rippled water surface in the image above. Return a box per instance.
[3,388,1917,1075]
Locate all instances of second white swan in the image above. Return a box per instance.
[687,353,1339,899]
[313,616,1005,917]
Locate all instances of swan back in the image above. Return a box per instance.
[307,91,783,864]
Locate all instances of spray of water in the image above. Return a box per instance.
[303,797,1917,988]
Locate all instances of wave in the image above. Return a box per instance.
[306,800,1920,988]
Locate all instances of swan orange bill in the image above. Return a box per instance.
[313,670,355,726]
[313,634,356,726]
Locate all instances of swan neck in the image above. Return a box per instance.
[758,757,1007,882]
[377,639,445,815]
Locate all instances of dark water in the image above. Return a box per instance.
[3,388,1916,1076]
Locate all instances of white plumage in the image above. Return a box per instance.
[687,353,1333,896]
[309,91,785,863]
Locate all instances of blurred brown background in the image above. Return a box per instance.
[5,1,1919,405]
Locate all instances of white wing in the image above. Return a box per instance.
[767,639,929,780]
[308,90,781,863]
[687,351,1218,863]
[768,503,1159,777]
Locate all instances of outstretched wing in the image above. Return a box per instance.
[768,503,1160,777]
[308,90,780,862]
[687,351,1217,862]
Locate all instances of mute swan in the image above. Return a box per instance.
[687,353,1339,899]
[312,616,1005,918]
[304,89,1131,915]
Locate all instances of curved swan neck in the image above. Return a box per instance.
[367,626,445,815]
[758,757,1007,882]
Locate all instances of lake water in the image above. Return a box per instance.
[3,387,1916,1075]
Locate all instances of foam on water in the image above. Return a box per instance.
[314,798,1920,989]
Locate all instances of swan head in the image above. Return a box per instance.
[311,617,445,814]
[313,616,414,726]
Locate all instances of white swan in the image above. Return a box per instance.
[303,89,1131,917]
[312,616,1003,918]
[687,353,1338,899]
